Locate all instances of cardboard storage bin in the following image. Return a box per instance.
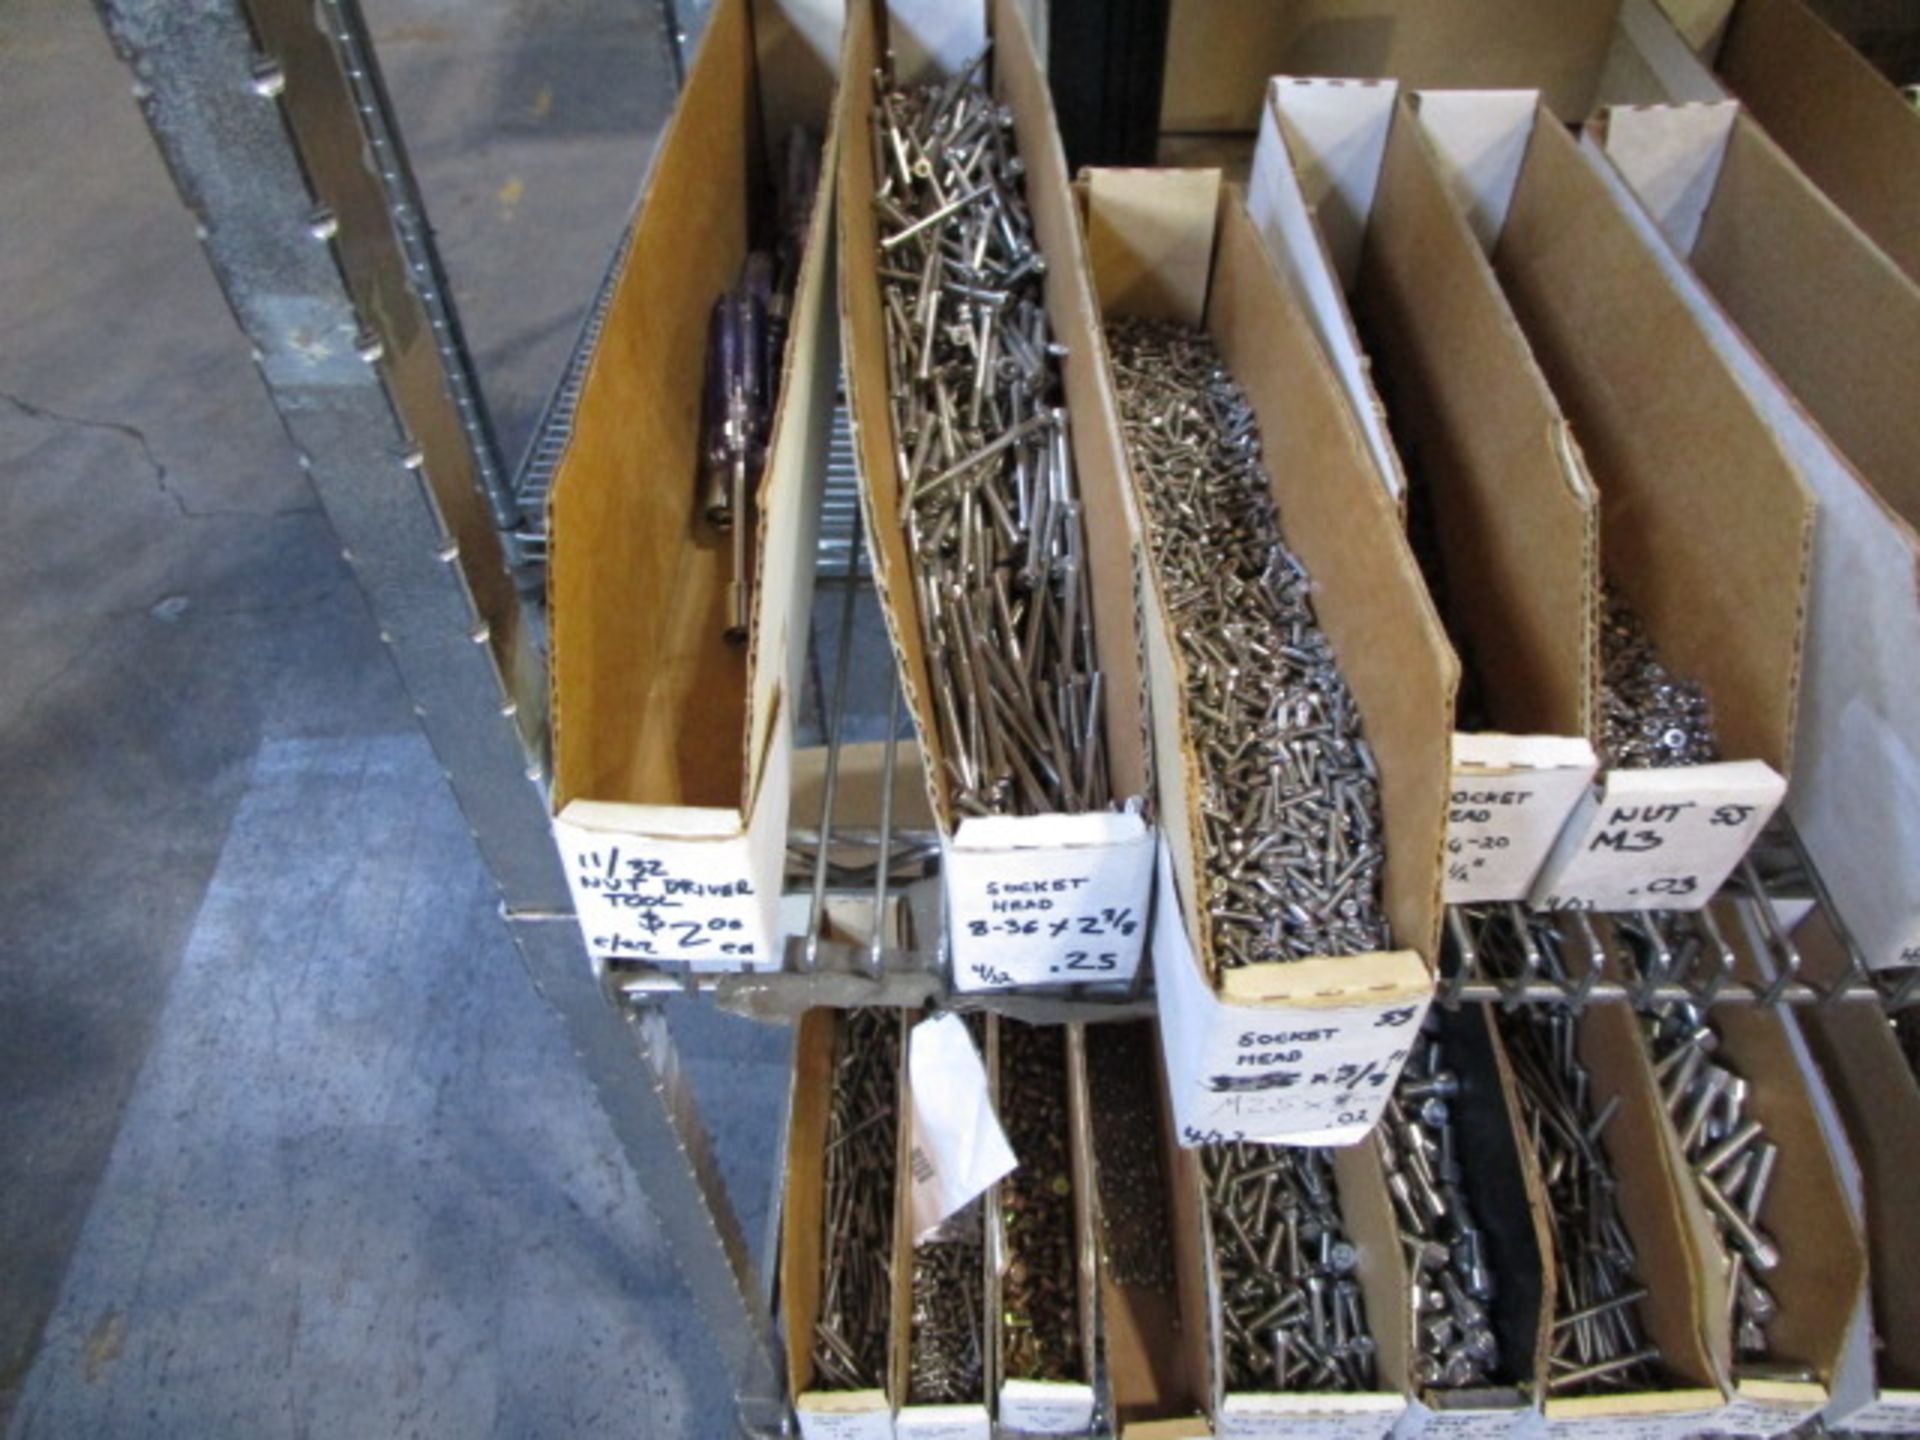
[1794,988,1920,1433]
[1083,1021,1209,1439]
[837,0,1156,993]
[1156,0,1724,166]
[1488,1000,1727,1435]
[547,0,844,970]
[1663,0,1920,285]
[983,1018,1099,1432]
[783,1007,913,1440]
[1168,1133,1412,1439]
[1631,951,1867,1435]
[1398,95,1813,914]
[1389,1005,1551,1439]
[1247,79,1601,907]
[1585,100,1920,970]
[1081,166,1456,1146]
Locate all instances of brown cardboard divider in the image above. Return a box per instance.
[1488,1000,1725,1425]
[1346,95,1597,745]
[1696,998,1865,1405]
[1485,106,1812,782]
[1798,1001,1920,1390]
[1083,163,1452,1144]
[1248,79,1601,908]
[1707,0,1920,285]
[1156,0,1721,143]
[1086,1021,1207,1436]
[783,1007,912,1440]
[547,0,844,967]
[1585,98,1920,964]
[835,0,1148,838]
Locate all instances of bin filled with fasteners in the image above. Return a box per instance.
[1180,1134,1411,1437]
[986,1019,1098,1432]
[1481,984,1728,1431]
[1078,164,1455,1146]
[547,0,844,970]
[837,0,1156,993]
[1618,912,1867,1435]
[1379,1006,1551,1434]
[1245,79,1603,910]
[1084,1021,1210,1432]
[1427,96,1814,916]
[781,1008,910,1440]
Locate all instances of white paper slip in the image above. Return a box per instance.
[944,808,1154,992]
[1528,761,1785,913]
[1395,1401,1533,1439]
[996,1378,1095,1434]
[893,1404,988,1440]
[1838,1395,1920,1435]
[907,1013,1016,1241]
[794,1393,896,1440]
[1152,845,1431,1147]
[1706,1392,1818,1438]
[1445,734,1598,904]
[553,807,781,968]
[1540,1403,1727,1440]
[1220,1391,1407,1440]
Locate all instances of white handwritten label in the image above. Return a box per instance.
[795,1394,896,1440]
[1221,1392,1407,1440]
[945,809,1154,992]
[1153,845,1432,1147]
[1702,1393,1817,1438]
[894,1405,988,1440]
[1837,1395,1920,1434]
[997,1379,1094,1434]
[1396,1401,1534,1439]
[1528,761,1785,913]
[1541,1404,1727,1440]
[907,1014,1015,1240]
[1445,735,1598,904]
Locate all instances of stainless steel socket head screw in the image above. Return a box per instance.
[1108,318,1389,971]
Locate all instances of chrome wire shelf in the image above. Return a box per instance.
[606,505,1920,1024]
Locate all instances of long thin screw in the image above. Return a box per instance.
[812,1009,901,1391]
[871,51,1108,820]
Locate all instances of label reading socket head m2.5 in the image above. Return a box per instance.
[1152,844,1431,1147]
[1527,760,1786,913]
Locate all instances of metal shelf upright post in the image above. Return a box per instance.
[89,0,784,1432]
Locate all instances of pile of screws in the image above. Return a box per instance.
[1499,1008,1663,1396]
[1644,1004,1783,1366]
[998,1020,1082,1382]
[813,1009,899,1390]
[872,51,1108,818]
[1203,1141,1378,1393]
[1085,1023,1174,1291]
[1599,591,1717,769]
[1375,1030,1504,1389]
[1108,318,1389,969]
[909,1200,985,1404]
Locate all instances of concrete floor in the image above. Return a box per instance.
[0,0,788,1434]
